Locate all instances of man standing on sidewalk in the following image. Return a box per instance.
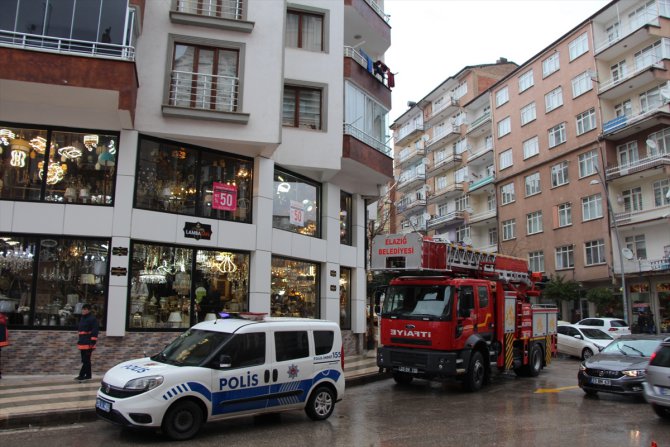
[75,304,98,381]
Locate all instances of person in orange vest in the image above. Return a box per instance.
[75,304,99,381]
[0,312,8,379]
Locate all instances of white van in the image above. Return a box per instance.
[96,314,345,440]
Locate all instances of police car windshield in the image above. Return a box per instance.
[382,285,453,320]
[153,329,231,366]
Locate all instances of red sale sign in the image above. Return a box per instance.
[212,182,237,211]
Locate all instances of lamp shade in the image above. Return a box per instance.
[97,151,115,167]
[168,311,183,328]
[80,274,95,285]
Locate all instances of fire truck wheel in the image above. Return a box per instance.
[527,344,543,377]
[392,372,414,385]
[464,351,486,392]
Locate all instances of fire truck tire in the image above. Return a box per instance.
[527,344,543,377]
[392,372,414,385]
[464,351,486,392]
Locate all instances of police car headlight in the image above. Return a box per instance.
[124,375,164,391]
[621,369,645,378]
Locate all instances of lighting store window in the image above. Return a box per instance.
[557,202,572,227]
[128,241,250,330]
[576,108,597,135]
[339,267,351,329]
[273,168,320,237]
[542,53,560,78]
[495,86,509,107]
[518,70,534,93]
[523,136,539,159]
[525,172,541,197]
[568,32,589,61]
[134,135,253,223]
[497,117,511,138]
[581,194,603,221]
[499,148,513,170]
[520,102,536,126]
[526,211,543,235]
[283,85,323,130]
[340,191,352,245]
[585,239,606,266]
[167,40,240,113]
[578,149,598,178]
[0,234,109,330]
[572,72,593,98]
[545,87,563,113]
[500,182,515,205]
[548,122,566,148]
[271,257,319,319]
[653,179,670,207]
[502,219,516,241]
[555,245,574,270]
[528,251,545,273]
[0,124,118,205]
[286,9,324,51]
[551,161,569,187]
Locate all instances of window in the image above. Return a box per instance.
[436,175,448,190]
[456,225,470,242]
[455,167,468,183]
[273,168,320,237]
[478,285,489,308]
[647,127,670,156]
[495,86,509,107]
[653,179,670,206]
[555,245,575,269]
[487,193,496,211]
[275,331,309,361]
[271,257,319,318]
[134,135,252,222]
[558,202,572,227]
[611,60,627,83]
[548,122,566,148]
[340,191,352,245]
[614,100,633,118]
[454,138,467,155]
[497,117,511,138]
[502,219,516,241]
[520,102,536,126]
[527,211,543,235]
[455,195,470,211]
[528,251,545,273]
[499,148,513,170]
[286,9,324,51]
[582,194,603,221]
[572,72,593,98]
[617,141,639,167]
[523,136,539,159]
[500,183,515,205]
[525,172,541,196]
[545,87,563,113]
[0,124,118,204]
[225,333,266,368]
[345,82,389,147]
[176,0,245,20]
[568,32,589,61]
[585,240,606,266]
[452,81,468,99]
[578,149,598,177]
[168,41,240,113]
[314,331,335,355]
[542,53,560,77]
[339,267,351,329]
[488,227,498,245]
[576,108,597,135]
[551,161,569,187]
[518,70,534,92]
[640,85,663,113]
[283,85,322,130]
[635,40,662,70]
[625,234,647,259]
[622,187,643,212]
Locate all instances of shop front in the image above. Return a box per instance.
[270,256,319,318]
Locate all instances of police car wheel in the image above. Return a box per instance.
[162,400,203,441]
[305,386,335,421]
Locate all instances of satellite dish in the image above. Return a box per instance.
[422,213,432,221]
[621,248,634,260]
[660,87,670,101]
[462,237,473,246]
[646,139,657,150]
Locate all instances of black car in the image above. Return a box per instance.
[578,334,667,397]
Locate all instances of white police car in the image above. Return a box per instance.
[96,314,345,440]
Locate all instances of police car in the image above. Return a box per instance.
[96,314,345,440]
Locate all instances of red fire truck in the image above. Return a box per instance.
[372,233,557,391]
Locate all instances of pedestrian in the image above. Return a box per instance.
[75,304,99,381]
[0,312,8,379]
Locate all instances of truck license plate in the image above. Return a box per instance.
[590,377,611,386]
[96,398,112,413]
[398,366,418,374]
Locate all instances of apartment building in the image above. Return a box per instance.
[390,62,517,249]
[0,0,393,374]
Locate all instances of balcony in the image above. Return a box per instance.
[467,175,495,193]
[613,256,670,275]
[598,58,668,101]
[397,146,425,168]
[605,152,670,179]
[594,8,665,60]
[427,153,462,176]
[344,46,392,108]
[601,103,670,140]
[428,183,464,204]
[397,172,426,192]
[0,30,135,60]
[394,121,425,146]
[467,144,493,162]
[427,211,465,230]
[466,111,491,136]
[467,209,496,224]
[612,205,670,227]
[425,125,461,151]
[425,97,460,127]
[344,0,391,57]
[342,124,394,182]
[170,0,253,32]
[396,198,427,214]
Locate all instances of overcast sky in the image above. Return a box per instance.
[384,0,611,123]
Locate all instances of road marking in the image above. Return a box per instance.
[535,385,579,393]
[0,424,84,435]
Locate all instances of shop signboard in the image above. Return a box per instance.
[212,182,237,211]
[183,222,212,240]
[290,200,305,227]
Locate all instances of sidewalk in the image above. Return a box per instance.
[0,350,387,430]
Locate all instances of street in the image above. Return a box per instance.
[2,357,669,447]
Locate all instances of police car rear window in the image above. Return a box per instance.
[314,331,334,355]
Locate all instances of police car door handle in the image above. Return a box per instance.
[264,370,270,383]
[273,369,278,382]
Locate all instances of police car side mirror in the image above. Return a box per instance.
[219,354,232,369]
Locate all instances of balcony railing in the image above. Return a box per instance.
[426,98,459,123]
[426,125,460,150]
[594,7,665,54]
[396,198,426,213]
[0,30,135,60]
[613,256,670,275]
[599,59,666,93]
[468,209,496,224]
[176,0,243,20]
[168,70,239,112]
[343,123,392,156]
[605,152,670,179]
[428,153,462,173]
[397,147,425,165]
[427,211,464,229]
[363,0,391,22]
[344,46,392,88]
[612,205,670,226]
[467,111,491,133]
[602,103,670,136]
[397,172,426,190]
[468,174,494,192]
[467,144,493,161]
[394,121,425,145]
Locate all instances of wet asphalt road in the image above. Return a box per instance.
[2,357,669,447]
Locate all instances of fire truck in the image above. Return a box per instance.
[372,233,557,391]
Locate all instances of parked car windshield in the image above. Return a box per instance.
[581,329,613,340]
[152,329,231,366]
[382,285,453,320]
[600,339,660,357]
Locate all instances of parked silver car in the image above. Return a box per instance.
[642,340,670,419]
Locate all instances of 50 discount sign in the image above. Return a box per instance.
[212,182,238,211]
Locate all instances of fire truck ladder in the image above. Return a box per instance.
[446,244,530,285]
